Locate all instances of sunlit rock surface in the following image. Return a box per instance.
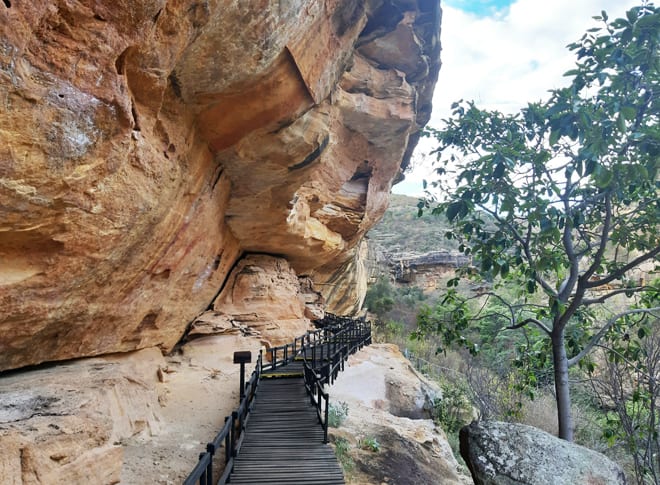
[0,0,440,371]
[329,344,469,485]
[193,254,322,347]
[460,421,626,485]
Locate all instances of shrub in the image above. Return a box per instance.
[333,437,354,472]
[328,401,349,428]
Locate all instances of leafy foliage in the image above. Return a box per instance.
[328,401,350,428]
[431,382,472,433]
[419,4,660,441]
[333,437,354,472]
[358,436,381,452]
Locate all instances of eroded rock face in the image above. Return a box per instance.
[460,421,626,485]
[192,254,321,347]
[0,348,164,484]
[0,0,441,371]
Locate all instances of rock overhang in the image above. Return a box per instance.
[0,0,441,371]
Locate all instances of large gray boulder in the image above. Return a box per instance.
[460,421,626,485]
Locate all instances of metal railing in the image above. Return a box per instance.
[183,352,262,485]
[301,318,372,443]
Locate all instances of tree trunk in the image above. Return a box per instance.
[552,329,574,441]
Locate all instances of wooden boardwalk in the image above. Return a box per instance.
[183,316,371,485]
[228,377,345,484]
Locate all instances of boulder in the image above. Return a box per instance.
[329,344,469,484]
[460,421,626,485]
[203,254,315,347]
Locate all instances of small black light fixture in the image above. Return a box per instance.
[233,351,252,399]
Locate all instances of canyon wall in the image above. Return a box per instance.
[0,0,441,371]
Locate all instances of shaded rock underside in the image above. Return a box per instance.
[0,0,441,371]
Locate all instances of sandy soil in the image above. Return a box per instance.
[119,334,264,484]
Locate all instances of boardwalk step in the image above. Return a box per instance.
[229,376,345,484]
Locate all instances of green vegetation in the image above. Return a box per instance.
[328,401,349,428]
[369,194,458,254]
[358,436,381,452]
[333,437,354,473]
[418,3,660,442]
[364,5,659,482]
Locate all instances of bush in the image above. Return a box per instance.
[432,381,472,433]
[328,401,349,428]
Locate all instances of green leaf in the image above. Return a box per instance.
[493,162,505,179]
[621,105,637,121]
[549,129,560,146]
[526,280,536,294]
[446,201,463,222]
[594,168,613,188]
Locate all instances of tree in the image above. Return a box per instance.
[417,4,660,441]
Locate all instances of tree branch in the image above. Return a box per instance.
[585,246,660,288]
[567,307,660,367]
[582,286,653,305]
[477,203,558,298]
[580,193,612,284]
[506,317,552,335]
[558,175,580,302]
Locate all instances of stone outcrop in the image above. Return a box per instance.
[0,348,164,484]
[0,333,266,483]
[460,421,626,485]
[192,254,322,347]
[0,0,441,371]
[329,344,469,485]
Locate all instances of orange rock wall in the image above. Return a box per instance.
[0,0,441,371]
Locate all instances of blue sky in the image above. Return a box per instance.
[393,0,640,197]
[444,0,514,17]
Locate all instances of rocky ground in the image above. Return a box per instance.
[0,334,263,484]
[328,344,471,485]
[1,339,469,484]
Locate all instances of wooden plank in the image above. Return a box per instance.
[228,375,344,484]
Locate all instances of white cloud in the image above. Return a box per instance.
[394,0,640,196]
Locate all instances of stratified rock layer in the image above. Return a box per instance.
[460,421,626,485]
[0,0,441,371]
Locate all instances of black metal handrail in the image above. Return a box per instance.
[261,329,325,371]
[183,352,262,485]
[183,315,371,485]
[300,318,372,443]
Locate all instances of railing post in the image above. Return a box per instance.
[224,416,230,464]
[206,443,215,484]
[199,453,207,485]
[231,411,238,456]
[323,395,329,443]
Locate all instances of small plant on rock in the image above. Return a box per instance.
[359,436,381,452]
[333,437,354,472]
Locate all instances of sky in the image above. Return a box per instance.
[393,0,642,196]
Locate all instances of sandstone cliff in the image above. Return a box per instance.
[0,0,441,371]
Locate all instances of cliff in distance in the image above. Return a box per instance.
[0,0,441,371]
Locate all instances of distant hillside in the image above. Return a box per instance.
[367,194,459,256]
